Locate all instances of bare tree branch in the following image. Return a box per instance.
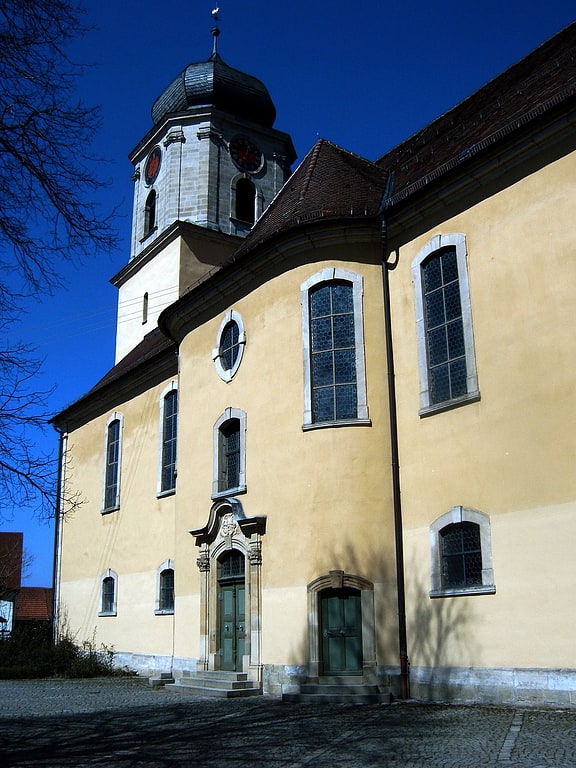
[0,0,117,521]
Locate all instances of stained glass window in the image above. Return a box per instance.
[309,281,357,422]
[422,247,467,405]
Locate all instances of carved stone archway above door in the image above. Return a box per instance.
[190,498,266,682]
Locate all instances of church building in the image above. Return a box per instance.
[52,21,576,705]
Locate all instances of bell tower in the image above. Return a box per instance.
[111,13,296,363]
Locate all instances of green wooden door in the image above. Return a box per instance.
[219,581,245,671]
[320,588,362,674]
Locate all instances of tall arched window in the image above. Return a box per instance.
[144,189,157,236]
[412,234,479,414]
[103,414,122,513]
[301,269,369,428]
[212,408,247,498]
[158,386,178,495]
[235,178,256,224]
[99,569,117,616]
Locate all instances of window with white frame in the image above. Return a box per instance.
[301,269,369,429]
[213,408,247,498]
[99,569,117,616]
[412,234,479,415]
[430,506,495,597]
[155,560,175,614]
[103,413,122,513]
[158,385,178,495]
[213,310,246,382]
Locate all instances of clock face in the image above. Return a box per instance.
[144,146,162,186]
[230,136,263,173]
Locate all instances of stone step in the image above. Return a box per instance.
[311,676,366,686]
[175,676,257,691]
[282,675,392,705]
[300,683,381,695]
[283,691,390,704]
[166,670,261,699]
[166,682,261,698]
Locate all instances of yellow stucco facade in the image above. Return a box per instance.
[54,25,576,705]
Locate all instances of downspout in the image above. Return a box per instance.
[52,426,67,646]
[378,177,410,699]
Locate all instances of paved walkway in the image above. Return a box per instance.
[0,678,575,767]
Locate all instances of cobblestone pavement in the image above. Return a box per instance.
[0,678,575,767]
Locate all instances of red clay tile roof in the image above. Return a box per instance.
[234,24,576,257]
[53,328,177,427]
[82,328,175,396]
[233,139,388,259]
[15,587,53,622]
[375,22,576,206]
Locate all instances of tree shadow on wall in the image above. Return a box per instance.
[285,540,477,701]
[285,536,398,688]
[406,552,481,701]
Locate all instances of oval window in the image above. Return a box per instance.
[213,311,245,382]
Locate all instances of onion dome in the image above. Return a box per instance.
[151,51,277,128]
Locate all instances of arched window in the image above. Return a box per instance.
[155,562,175,614]
[142,292,149,324]
[235,178,256,224]
[301,269,369,428]
[213,408,247,498]
[430,507,495,597]
[99,569,117,616]
[440,522,482,588]
[412,234,479,414]
[144,189,157,236]
[103,414,122,513]
[158,385,178,495]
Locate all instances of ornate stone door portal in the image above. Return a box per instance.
[191,498,266,681]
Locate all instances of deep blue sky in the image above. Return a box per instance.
[7,1,575,585]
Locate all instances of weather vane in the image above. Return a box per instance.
[211,7,221,55]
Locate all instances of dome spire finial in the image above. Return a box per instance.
[211,7,221,58]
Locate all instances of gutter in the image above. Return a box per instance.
[51,426,67,646]
[378,177,410,700]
